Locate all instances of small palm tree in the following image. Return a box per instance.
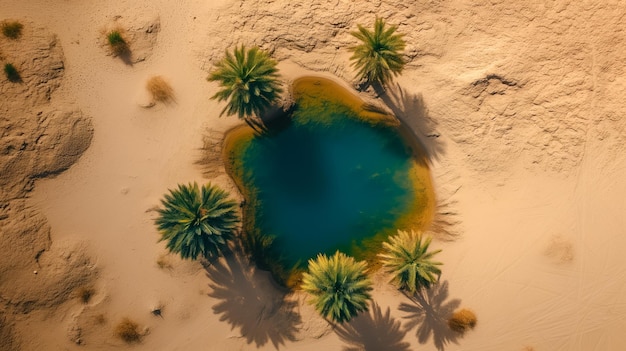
[155,182,240,260]
[301,251,373,324]
[349,17,406,88]
[379,230,442,293]
[207,45,283,131]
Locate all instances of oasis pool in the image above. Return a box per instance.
[224,76,434,278]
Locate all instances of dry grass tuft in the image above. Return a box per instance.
[107,30,129,56]
[448,308,477,333]
[1,21,23,39]
[146,76,175,103]
[78,286,96,304]
[115,318,141,343]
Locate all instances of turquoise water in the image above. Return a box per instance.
[229,79,427,269]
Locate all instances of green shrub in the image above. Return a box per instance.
[448,308,477,333]
[107,30,129,55]
[4,63,20,82]
[1,21,23,39]
[115,318,141,343]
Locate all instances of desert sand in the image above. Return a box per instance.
[1,0,625,350]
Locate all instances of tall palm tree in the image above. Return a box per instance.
[349,17,406,88]
[379,230,442,293]
[155,182,240,260]
[301,251,373,324]
[207,45,283,131]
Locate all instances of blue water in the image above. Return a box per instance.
[231,81,423,268]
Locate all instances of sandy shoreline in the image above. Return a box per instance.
[2,0,626,350]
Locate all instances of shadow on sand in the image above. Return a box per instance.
[335,302,411,351]
[398,280,461,351]
[377,82,445,164]
[115,46,134,66]
[376,83,462,242]
[205,252,301,349]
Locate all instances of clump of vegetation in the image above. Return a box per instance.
[448,308,477,333]
[146,76,174,103]
[379,230,442,293]
[78,286,96,304]
[208,45,283,132]
[1,21,23,39]
[155,182,240,260]
[107,30,129,55]
[115,317,141,343]
[301,251,373,324]
[349,17,406,88]
[4,63,20,82]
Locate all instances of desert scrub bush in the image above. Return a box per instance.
[115,317,141,343]
[448,308,477,333]
[1,21,23,39]
[146,76,174,103]
[107,30,129,55]
[4,63,20,82]
[78,286,96,304]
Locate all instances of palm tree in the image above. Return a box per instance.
[155,182,240,260]
[207,45,283,131]
[349,17,406,88]
[301,251,373,324]
[379,230,442,293]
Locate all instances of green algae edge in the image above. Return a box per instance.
[222,75,436,287]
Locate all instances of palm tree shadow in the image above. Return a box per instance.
[399,280,461,351]
[379,83,445,164]
[335,302,411,351]
[205,253,301,349]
